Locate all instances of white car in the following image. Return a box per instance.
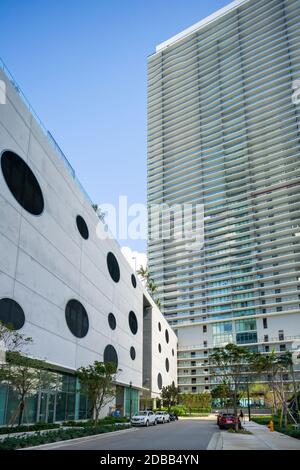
[155,411,170,424]
[131,410,157,427]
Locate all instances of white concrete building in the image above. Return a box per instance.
[0,61,177,425]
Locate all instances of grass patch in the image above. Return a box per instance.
[251,416,300,440]
[227,428,252,435]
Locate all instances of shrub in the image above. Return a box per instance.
[0,422,60,435]
[0,423,131,450]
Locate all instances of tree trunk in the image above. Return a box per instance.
[18,399,25,426]
[234,388,238,432]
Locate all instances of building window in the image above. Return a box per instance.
[108,312,116,330]
[107,252,120,283]
[129,311,138,335]
[76,215,89,240]
[158,322,161,332]
[65,299,89,338]
[279,330,284,341]
[165,358,169,372]
[263,318,268,329]
[192,387,197,393]
[172,348,175,357]
[165,329,169,344]
[265,345,269,352]
[158,343,161,353]
[280,344,286,352]
[203,325,207,333]
[192,378,196,384]
[131,274,137,288]
[203,341,207,347]
[130,346,136,360]
[103,344,118,368]
[157,373,163,390]
[0,298,25,330]
[264,335,269,342]
[1,150,44,215]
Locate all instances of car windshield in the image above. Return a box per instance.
[135,411,147,416]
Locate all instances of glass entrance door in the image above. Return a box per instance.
[38,392,56,423]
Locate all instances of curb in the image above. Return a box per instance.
[21,427,138,450]
[207,432,222,450]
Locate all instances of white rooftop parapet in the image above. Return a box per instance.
[156,0,251,53]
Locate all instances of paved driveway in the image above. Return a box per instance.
[33,418,217,450]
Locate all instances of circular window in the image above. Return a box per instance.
[108,312,116,330]
[65,299,89,338]
[165,358,170,372]
[172,348,175,357]
[158,322,161,332]
[1,151,44,215]
[131,274,137,288]
[107,252,120,283]
[158,343,161,353]
[0,298,25,330]
[157,373,163,390]
[130,346,136,360]
[103,344,118,368]
[76,215,89,240]
[129,311,138,335]
[165,329,169,344]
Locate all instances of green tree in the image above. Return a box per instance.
[210,344,250,430]
[0,321,32,353]
[211,384,231,410]
[76,361,118,425]
[137,265,161,308]
[161,384,179,411]
[0,352,48,426]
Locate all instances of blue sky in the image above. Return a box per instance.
[1,0,229,253]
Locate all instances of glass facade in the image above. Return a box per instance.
[0,370,92,426]
[124,387,139,416]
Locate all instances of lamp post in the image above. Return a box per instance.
[129,381,132,420]
[246,376,251,422]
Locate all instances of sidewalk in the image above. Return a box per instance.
[218,421,300,450]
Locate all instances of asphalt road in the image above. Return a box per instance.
[33,419,217,450]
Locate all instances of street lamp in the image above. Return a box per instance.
[129,381,132,420]
[246,376,251,422]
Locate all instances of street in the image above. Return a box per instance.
[31,418,217,450]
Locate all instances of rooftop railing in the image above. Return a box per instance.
[0,57,93,205]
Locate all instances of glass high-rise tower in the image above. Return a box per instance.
[147,0,300,393]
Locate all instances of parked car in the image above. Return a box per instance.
[155,411,170,423]
[217,413,241,430]
[131,411,157,427]
[169,413,178,422]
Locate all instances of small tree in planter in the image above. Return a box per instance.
[161,384,179,411]
[210,344,251,431]
[76,361,118,426]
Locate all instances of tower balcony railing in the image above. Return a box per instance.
[177,335,300,352]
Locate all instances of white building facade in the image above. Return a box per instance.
[147,0,300,393]
[0,62,177,425]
